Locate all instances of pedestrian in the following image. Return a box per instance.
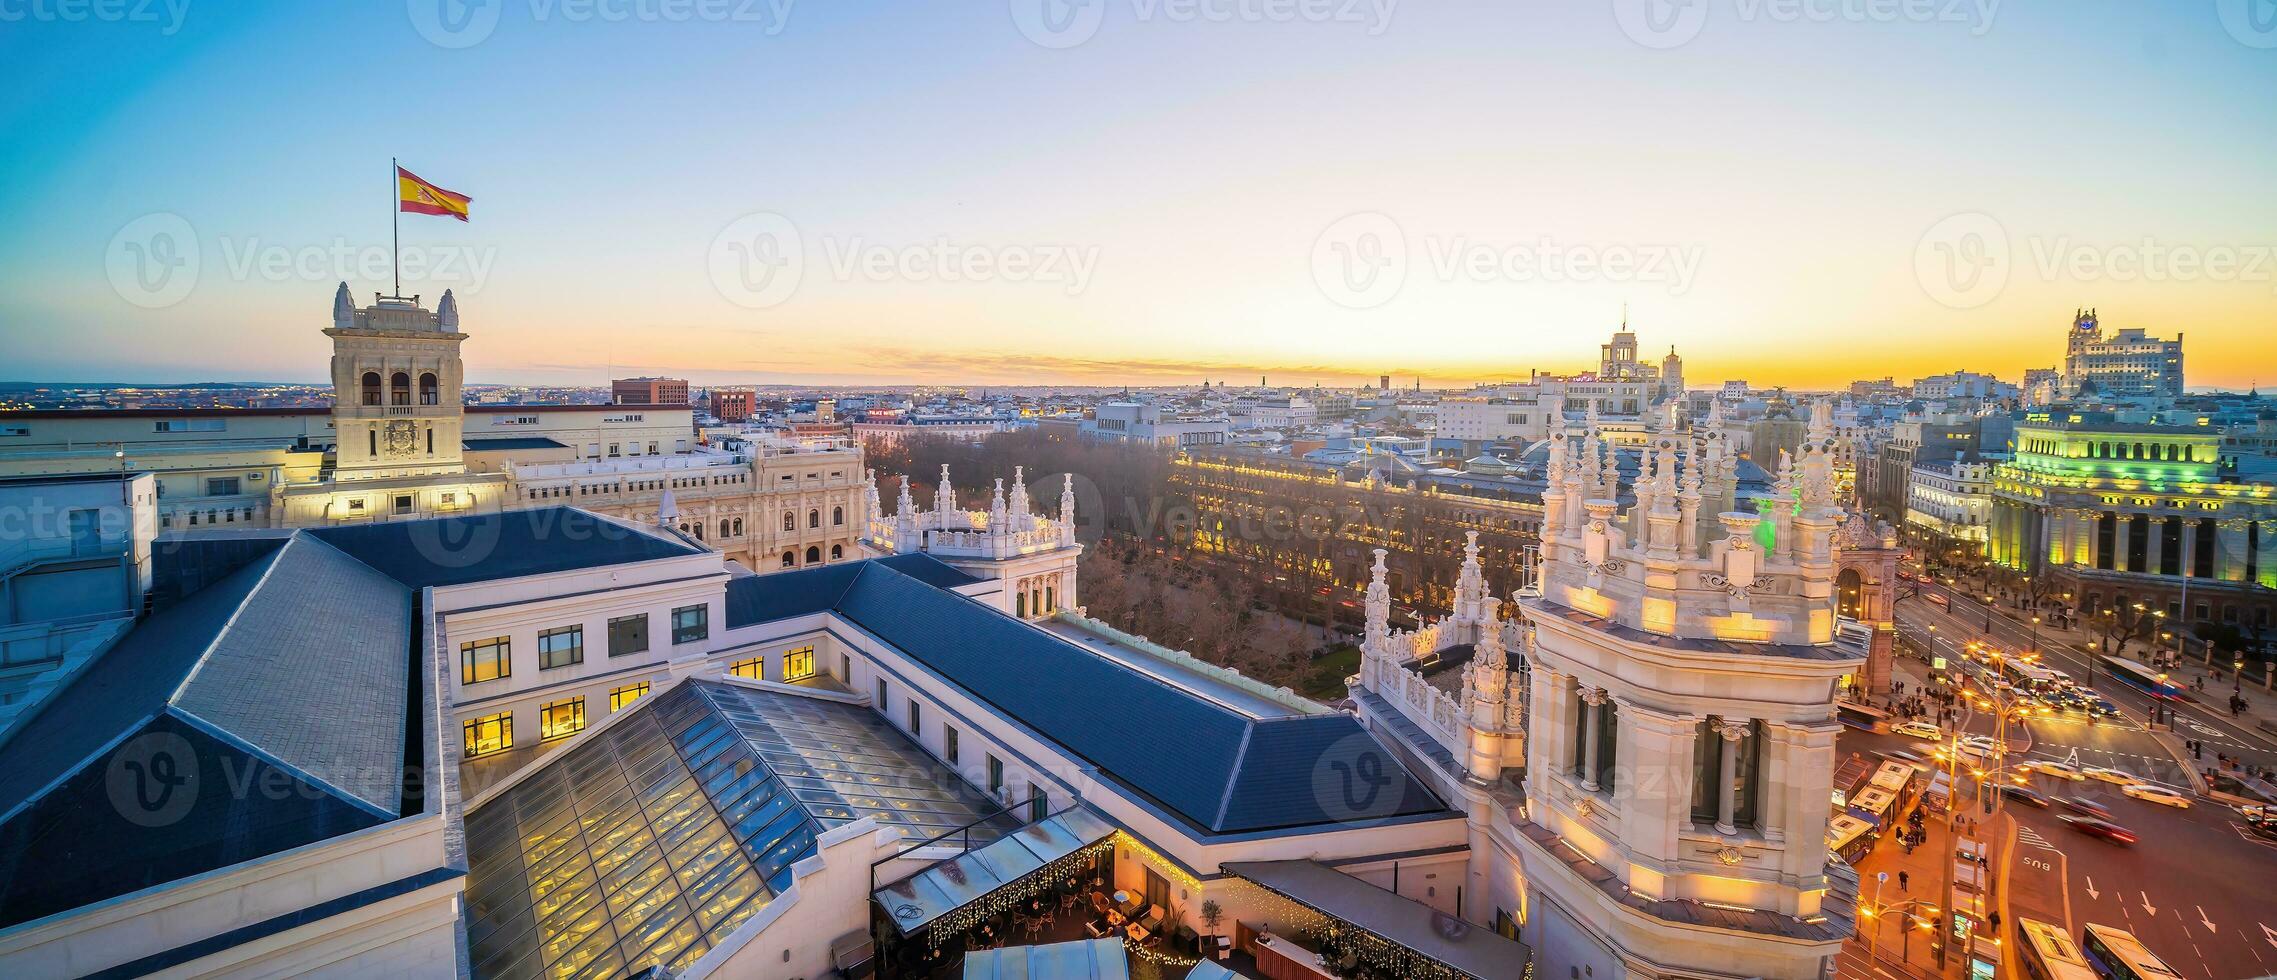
[1898,871,1909,892]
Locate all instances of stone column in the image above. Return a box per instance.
[1714,718,1750,836]
[1579,687,1607,792]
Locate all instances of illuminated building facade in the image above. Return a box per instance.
[1350,407,1865,979]
[1904,459,1996,552]
[1989,412,2277,629]
[2060,309,2184,400]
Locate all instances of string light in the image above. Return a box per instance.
[917,838,1117,947]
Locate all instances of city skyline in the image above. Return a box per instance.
[3,3,2274,389]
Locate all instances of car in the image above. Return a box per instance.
[2085,766,2138,785]
[2022,760,2087,781]
[1998,784,2051,808]
[1892,721,1943,740]
[2058,796,2114,820]
[2059,816,2138,845]
[2122,784,2192,809]
[1926,593,1950,609]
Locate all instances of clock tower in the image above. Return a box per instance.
[325,283,470,481]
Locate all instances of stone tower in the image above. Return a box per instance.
[325,283,470,481]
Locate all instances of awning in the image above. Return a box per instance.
[1224,860,1531,980]
[962,938,1130,980]
[876,807,1117,937]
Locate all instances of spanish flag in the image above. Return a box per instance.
[397,165,471,222]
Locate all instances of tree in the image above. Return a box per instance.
[2095,602,2163,656]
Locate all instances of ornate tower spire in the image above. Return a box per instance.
[1059,473,1077,527]
[1009,466,1030,521]
[657,488,679,528]
[332,281,354,329]
[897,474,916,518]
[436,288,459,330]
[1453,531,1488,636]
[864,468,884,529]
[1363,548,1392,656]
[936,465,956,524]
[989,478,1008,531]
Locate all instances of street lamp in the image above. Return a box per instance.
[2236,658,2248,697]
[2030,615,2042,655]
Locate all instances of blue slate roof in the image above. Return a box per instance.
[311,507,702,589]
[723,552,980,629]
[0,534,413,928]
[727,558,1447,836]
[462,436,569,451]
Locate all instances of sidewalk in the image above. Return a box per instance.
[1840,798,1984,979]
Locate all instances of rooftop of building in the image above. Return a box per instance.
[0,532,417,929]
[307,507,704,590]
[720,557,1449,838]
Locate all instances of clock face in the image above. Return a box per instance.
[384,421,420,458]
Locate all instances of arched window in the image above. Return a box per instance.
[781,551,795,568]
[805,545,821,564]
[733,518,744,536]
[808,509,821,529]
[783,512,796,532]
[832,506,845,526]
[390,372,411,406]
[692,523,704,540]
[830,544,843,560]
[1016,593,1027,618]
[1045,586,1055,612]
[360,372,382,406]
[719,520,731,538]
[419,372,439,406]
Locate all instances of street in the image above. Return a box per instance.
[1838,573,2277,979]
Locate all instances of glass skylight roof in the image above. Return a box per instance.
[464,681,1012,980]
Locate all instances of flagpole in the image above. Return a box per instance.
[390,157,400,298]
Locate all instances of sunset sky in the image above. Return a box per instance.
[1,2,2271,390]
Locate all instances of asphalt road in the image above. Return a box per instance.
[1857,578,2277,978]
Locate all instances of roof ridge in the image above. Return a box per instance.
[1211,722,1257,832]
[166,535,297,707]
[168,705,397,821]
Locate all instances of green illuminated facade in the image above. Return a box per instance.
[1989,411,2277,627]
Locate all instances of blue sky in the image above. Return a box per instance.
[1,1,2272,388]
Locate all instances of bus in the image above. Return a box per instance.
[2097,656,2186,701]
[2016,918,2097,980]
[2078,923,2183,980]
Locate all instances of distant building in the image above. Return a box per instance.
[1080,402,1229,447]
[850,413,1018,447]
[710,388,755,421]
[1904,458,1996,554]
[2061,309,2183,399]
[1912,370,2015,402]
[612,376,689,406]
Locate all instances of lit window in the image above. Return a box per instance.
[610,681,651,712]
[460,636,510,685]
[730,656,763,680]
[538,625,584,670]
[608,614,649,657]
[463,711,512,757]
[784,646,815,681]
[672,604,708,644]
[539,697,585,741]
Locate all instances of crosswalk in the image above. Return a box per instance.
[2018,825,2058,850]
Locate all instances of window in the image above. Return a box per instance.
[945,725,959,764]
[608,614,649,657]
[393,493,414,515]
[460,636,510,685]
[785,646,815,680]
[361,372,382,406]
[463,711,512,757]
[830,544,843,560]
[780,551,795,568]
[1028,783,1049,822]
[805,545,822,564]
[907,699,921,732]
[538,625,584,670]
[540,697,586,741]
[783,512,796,532]
[672,604,708,644]
[832,506,844,526]
[153,419,224,432]
[987,755,1005,796]
[610,681,651,711]
[419,372,439,405]
[730,656,763,680]
[808,509,821,529]
[877,679,888,705]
